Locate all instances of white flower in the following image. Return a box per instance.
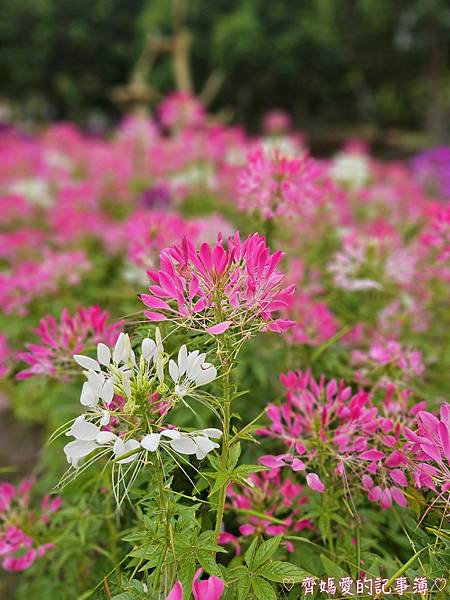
[112,437,141,464]
[64,416,101,468]
[330,152,370,191]
[9,177,53,207]
[141,427,221,460]
[113,333,136,366]
[169,345,217,397]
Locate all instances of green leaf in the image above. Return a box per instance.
[320,554,346,579]
[197,551,222,577]
[253,536,282,568]
[245,537,259,568]
[318,514,331,543]
[233,464,267,478]
[237,577,252,600]
[252,577,277,600]
[257,560,306,582]
[228,442,241,471]
[209,472,230,496]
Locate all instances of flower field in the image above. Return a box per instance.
[0,94,449,599]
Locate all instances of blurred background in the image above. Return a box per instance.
[1,0,449,153]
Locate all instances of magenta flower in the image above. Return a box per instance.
[192,568,225,600]
[165,581,183,600]
[141,232,294,335]
[164,569,224,600]
[258,370,416,509]
[227,470,312,549]
[17,306,123,380]
[405,404,450,494]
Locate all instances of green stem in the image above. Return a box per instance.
[214,368,231,543]
[152,460,169,595]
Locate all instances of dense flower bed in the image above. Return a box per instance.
[0,94,449,599]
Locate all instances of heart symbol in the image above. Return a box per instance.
[282,577,295,591]
[433,578,447,592]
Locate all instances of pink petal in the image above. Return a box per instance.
[359,449,385,461]
[144,311,168,322]
[206,321,233,335]
[306,472,325,493]
[166,581,183,600]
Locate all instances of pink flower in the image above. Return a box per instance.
[158,92,206,131]
[141,232,294,335]
[0,335,10,379]
[0,250,90,315]
[165,570,225,600]
[0,478,59,573]
[165,581,183,600]
[237,148,328,220]
[192,568,224,600]
[306,473,325,493]
[17,306,123,380]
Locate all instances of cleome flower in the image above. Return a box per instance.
[62,331,221,477]
[17,306,123,380]
[258,370,417,509]
[169,345,217,398]
[141,232,295,335]
[0,479,60,572]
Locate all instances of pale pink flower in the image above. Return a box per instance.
[158,92,206,131]
[237,148,327,220]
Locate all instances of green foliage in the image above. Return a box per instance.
[1,0,449,135]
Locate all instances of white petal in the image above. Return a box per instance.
[114,439,141,464]
[70,417,100,441]
[88,370,105,396]
[64,440,97,460]
[200,428,223,439]
[188,353,208,380]
[97,343,111,366]
[141,433,161,452]
[169,436,197,455]
[168,359,180,383]
[142,338,156,361]
[101,379,114,405]
[96,431,117,444]
[186,350,200,375]
[193,435,220,460]
[113,437,125,456]
[195,366,217,386]
[113,333,126,364]
[178,345,188,376]
[73,355,100,371]
[160,429,182,440]
[80,382,97,407]
[122,372,132,398]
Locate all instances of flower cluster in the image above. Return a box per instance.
[258,370,419,509]
[17,306,124,380]
[62,331,221,480]
[226,470,312,552]
[237,148,328,220]
[0,479,60,572]
[141,232,295,335]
